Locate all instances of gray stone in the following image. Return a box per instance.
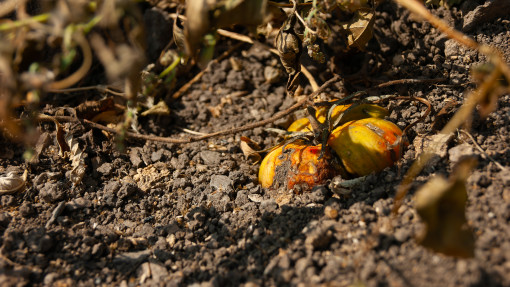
[449,143,476,165]
[97,163,113,175]
[210,175,233,193]
[260,199,277,213]
[200,151,222,165]
[65,197,92,211]
[151,149,164,162]
[129,148,144,168]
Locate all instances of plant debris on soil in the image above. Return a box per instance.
[1,1,510,286]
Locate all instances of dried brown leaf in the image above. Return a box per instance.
[141,100,171,117]
[275,15,302,91]
[341,9,375,50]
[55,120,70,157]
[240,136,261,162]
[132,163,171,192]
[29,132,51,164]
[415,157,477,258]
[76,98,116,120]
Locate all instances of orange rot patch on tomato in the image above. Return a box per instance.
[258,142,338,191]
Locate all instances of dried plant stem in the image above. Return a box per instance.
[394,0,510,81]
[0,13,49,31]
[392,67,502,214]
[294,10,318,35]
[267,1,312,8]
[300,65,319,91]
[217,29,254,44]
[390,0,510,214]
[47,33,92,90]
[459,129,507,172]
[370,78,446,89]
[394,0,477,49]
[47,85,125,97]
[40,75,339,144]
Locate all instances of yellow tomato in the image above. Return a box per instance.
[258,142,338,189]
[327,118,405,176]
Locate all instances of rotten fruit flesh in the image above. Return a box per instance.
[258,142,337,189]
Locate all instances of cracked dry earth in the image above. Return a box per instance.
[1,1,510,286]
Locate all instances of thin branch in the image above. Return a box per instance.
[459,129,507,172]
[47,85,126,97]
[369,78,447,90]
[217,29,255,44]
[294,9,318,35]
[394,0,510,84]
[267,1,312,8]
[392,67,502,214]
[39,76,339,144]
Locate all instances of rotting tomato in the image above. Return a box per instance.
[287,103,388,132]
[327,117,406,177]
[258,142,339,190]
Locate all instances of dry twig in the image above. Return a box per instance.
[459,129,507,171]
[39,75,340,144]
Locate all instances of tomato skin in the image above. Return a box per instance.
[258,142,338,190]
[328,118,405,177]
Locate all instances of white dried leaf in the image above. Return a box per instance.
[0,171,27,195]
[64,133,87,186]
[132,163,171,192]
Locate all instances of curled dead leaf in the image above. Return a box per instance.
[54,118,70,157]
[173,15,187,54]
[275,14,302,91]
[341,9,375,50]
[240,136,261,162]
[414,157,477,258]
[64,133,87,186]
[0,170,27,195]
[141,100,171,117]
